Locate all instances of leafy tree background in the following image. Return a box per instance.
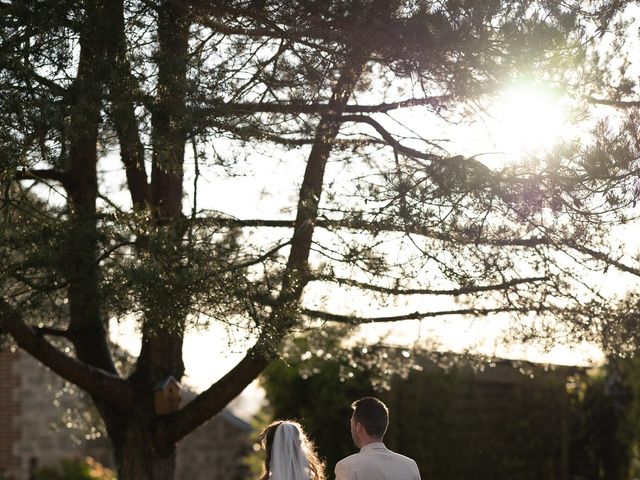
[261,330,640,479]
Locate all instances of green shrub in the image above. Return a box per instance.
[33,457,115,480]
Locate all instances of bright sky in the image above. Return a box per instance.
[481,82,576,157]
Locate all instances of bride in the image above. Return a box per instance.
[259,420,326,480]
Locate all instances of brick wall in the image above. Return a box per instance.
[0,349,21,480]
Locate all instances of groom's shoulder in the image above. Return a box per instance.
[336,452,362,466]
[336,447,415,466]
[335,451,366,471]
[389,449,418,462]
[335,448,420,478]
[382,449,421,478]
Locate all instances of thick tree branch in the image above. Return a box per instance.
[160,45,370,446]
[0,299,135,409]
[302,305,550,324]
[567,243,640,277]
[15,168,68,184]
[587,96,640,108]
[157,346,269,446]
[205,120,385,147]
[133,0,190,386]
[310,275,550,296]
[344,97,450,113]
[341,114,443,161]
[105,0,150,209]
[34,326,73,338]
[196,216,552,248]
[201,96,449,116]
[198,217,640,276]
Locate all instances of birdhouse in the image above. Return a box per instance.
[154,376,182,415]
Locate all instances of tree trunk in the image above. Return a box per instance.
[63,0,116,374]
[92,396,176,480]
[132,0,188,384]
[110,417,177,480]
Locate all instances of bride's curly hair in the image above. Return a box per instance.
[259,420,326,480]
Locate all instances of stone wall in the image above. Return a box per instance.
[0,350,253,480]
[176,409,251,480]
[0,350,93,480]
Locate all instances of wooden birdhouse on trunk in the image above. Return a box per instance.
[154,376,182,415]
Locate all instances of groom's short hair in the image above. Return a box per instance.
[352,397,389,438]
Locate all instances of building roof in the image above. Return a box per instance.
[181,388,253,433]
[154,375,182,391]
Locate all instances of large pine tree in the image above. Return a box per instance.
[0,1,634,478]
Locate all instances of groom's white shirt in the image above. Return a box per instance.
[334,442,421,480]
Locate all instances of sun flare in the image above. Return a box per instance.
[489,84,571,155]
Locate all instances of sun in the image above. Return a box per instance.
[488,83,571,155]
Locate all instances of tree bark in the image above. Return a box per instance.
[107,410,177,480]
[63,0,116,375]
[130,0,189,387]
[150,0,189,222]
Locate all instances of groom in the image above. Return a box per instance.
[335,397,421,480]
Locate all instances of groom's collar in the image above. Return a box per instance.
[360,442,387,452]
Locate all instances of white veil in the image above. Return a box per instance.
[269,422,311,480]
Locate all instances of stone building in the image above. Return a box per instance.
[0,349,253,480]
